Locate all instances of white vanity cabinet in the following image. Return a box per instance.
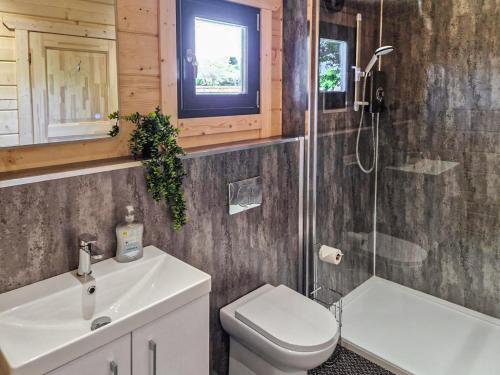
[45,296,209,375]
[46,335,131,375]
[0,246,211,375]
[132,295,210,375]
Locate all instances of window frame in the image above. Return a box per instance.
[159,0,281,149]
[176,0,261,119]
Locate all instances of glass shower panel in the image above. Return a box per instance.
[376,0,500,319]
[311,0,381,297]
[307,1,500,370]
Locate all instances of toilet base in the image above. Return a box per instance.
[228,338,306,375]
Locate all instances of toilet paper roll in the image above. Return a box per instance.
[319,245,344,265]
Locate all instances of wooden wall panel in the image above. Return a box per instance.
[119,75,160,114]
[0,133,18,147]
[0,111,18,134]
[15,29,33,145]
[0,22,14,37]
[0,0,117,41]
[227,0,281,11]
[117,0,158,35]
[178,114,261,137]
[117,32,160,76]
[1,14,116,40]
[0,31,18,147]
[0,37,15,60]
[0,100,16,110]
[0,62,16,85]
[0,0,284,172]
[270,5,283,136]
[0,0,116,26]
[178,129,261,149]
[0,87,17,100]
[259,9,273,138]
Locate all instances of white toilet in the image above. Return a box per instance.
[220,284,339,375]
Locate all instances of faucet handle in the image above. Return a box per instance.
[79,233,104,259]
[79,233,97,247]
[91,250,104,260]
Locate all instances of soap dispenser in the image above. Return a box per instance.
[116,205,144,262]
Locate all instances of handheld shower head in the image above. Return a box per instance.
[375,45,394,56]
[364,45,394,73]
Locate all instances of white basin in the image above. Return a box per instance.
[0,246,211,375]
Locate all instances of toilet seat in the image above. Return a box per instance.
[235,285,338,352]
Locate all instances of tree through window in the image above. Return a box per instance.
[319,38,347,93]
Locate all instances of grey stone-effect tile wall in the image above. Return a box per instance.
[377,0,500,318]
[282,0,308,137]
[0,141,301,375]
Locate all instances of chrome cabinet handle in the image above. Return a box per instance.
[110,361,118,375]
[149,340,157,375]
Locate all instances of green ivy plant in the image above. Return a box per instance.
[109,107,187,230]
[319,66,341,92]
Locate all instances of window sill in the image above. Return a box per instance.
[0,136,301,188]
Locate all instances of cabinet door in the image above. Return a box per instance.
[132,295,209,375]
[30,32,118,143]
[46,334,131,375]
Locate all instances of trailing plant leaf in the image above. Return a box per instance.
[108,111,120,137]
[109,107,187,230]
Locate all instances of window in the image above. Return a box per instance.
[195,18,245,95]
[319,38,347,93]
[177,0,260,119]
[318,23,355,111]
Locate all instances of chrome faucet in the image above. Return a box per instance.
[77,234,104,277]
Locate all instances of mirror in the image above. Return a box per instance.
[0,0,118,147]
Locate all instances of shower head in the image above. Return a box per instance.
[364,45,394,73]
[375,45,394,56]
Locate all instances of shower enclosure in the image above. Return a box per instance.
[305,0,500,373]
[306,0,382,299]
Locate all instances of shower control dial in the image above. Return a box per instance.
[376,87,385,103]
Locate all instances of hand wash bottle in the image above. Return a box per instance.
[116,205,144,262]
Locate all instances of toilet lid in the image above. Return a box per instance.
[235,285,338,352]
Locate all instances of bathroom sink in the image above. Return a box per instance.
[0,246,211,375]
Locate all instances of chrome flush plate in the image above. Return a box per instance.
[229,176,262,215]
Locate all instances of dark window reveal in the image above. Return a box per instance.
[177,0,261,119]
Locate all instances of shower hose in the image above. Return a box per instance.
[356,76,379,174]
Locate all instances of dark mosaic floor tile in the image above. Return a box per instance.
[309,346,394,375]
